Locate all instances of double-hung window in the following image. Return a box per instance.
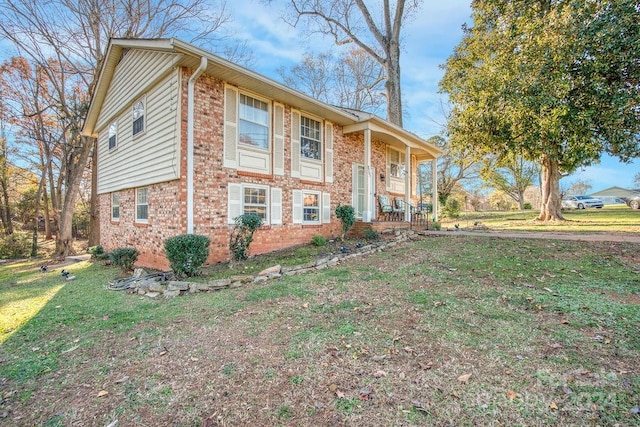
[111,192,120,221]
[303,191,320,223]
[389,148,405,178]
[108,122,118,150]
[300,116,321,160]
[239,94,269,149]
[132,98,145,136]
[136,187,148,222]
[243,186,268,222]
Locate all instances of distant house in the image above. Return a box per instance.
[590,186,640,204]
[81,38,442,269]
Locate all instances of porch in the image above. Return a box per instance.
[349,212,431,238]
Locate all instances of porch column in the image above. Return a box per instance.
[363,128,373,222]
[404,146,411,222]
[432,158,438,221]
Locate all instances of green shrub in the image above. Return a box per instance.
[523,202,533,210]
[431,221,442,231]
[442,198,461,219]
[363,228,379,241]
[109,247,139,272]
[335,204,355,240]
[88,245,109,260]
[230,214,263,261]
[311,235,327,246]
[0,232,31,259]
[164,234,210,277]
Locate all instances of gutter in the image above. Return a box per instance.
[187,56,208,234]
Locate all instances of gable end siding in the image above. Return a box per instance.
[97,71,181,194]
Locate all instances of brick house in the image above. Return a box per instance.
[82,39,442,269]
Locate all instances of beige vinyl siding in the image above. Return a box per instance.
[97,50,181,130]
[97,71,181,194]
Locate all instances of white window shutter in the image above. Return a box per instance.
[271,187,282,225]
[322,192,331,224]
[291,109,300,178]
[224,85,238,168]
[292,189,303,224]
[386,146,392,190]
[273,103,285,176]
[228,183,242,224]
[324,122,334,183]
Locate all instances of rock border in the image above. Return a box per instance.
[119,230,422,298]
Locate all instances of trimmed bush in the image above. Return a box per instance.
[523,202,533,210]
[164,234,210,277]
[0,232,31,259]
[88,245,109,260]
[363,228,379,241]
[311,235,327,246]
[109,247,139,272]
[335,204,355,240]
[431,221,442,231]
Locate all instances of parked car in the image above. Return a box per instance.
[623,194,640,210]
[561,195,604,210]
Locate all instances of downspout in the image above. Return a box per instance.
[187,56,208,234]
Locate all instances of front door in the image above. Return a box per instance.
[353,164,365,219]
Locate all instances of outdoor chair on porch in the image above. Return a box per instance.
[378,194,402,221]
[394,197,419,215]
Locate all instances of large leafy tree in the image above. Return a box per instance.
[282,0,423,126]
[440,0,640,221]
[0,0,232,255]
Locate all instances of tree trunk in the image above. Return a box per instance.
[536,154,564,221]
[87,140,100,246]
[385,52,403,127]
[55,135,95,256]
[517,192,524,210]
[42,183,52,240]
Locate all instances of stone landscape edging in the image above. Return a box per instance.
[122,230,422,298]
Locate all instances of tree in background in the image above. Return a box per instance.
[441,0,640,221]
[419,136,480,206]
[482,154,539,210]
[278,47,386,113]
[566,179,593,196]
[0,0,233,255]
[282,0,423,126]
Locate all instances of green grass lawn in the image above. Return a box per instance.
[1,233,638,425]
[440,205,640,234]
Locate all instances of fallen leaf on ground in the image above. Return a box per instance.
[451,390,459,398]
[335,389,345,398]
[97,390,109,397]
[418,362,433,370]
[114,376,129,384]
[548,342,563,349]
[457,373,472,383]
[549,401,558,410]
[328,384,338,392]
[159,350,168,356]
[561,318,569,324]
[506,390,517,400]
[374,370,387,378]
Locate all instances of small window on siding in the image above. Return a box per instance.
[108,122,118,150]
[111,192,120,221]
[300,116,322,160]
[132,98,145,136]
[239,94,269,149]
[136,187,148,222]
[243,186,268,222]
[303,191,321,223]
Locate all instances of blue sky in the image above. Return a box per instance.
[229,0,639,193]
